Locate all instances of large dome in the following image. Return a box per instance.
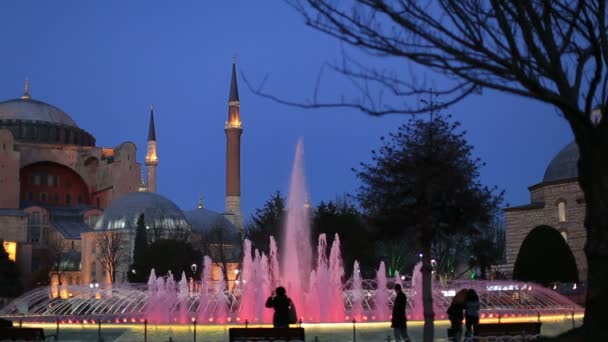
[95,192,190,233]
[543,142,579,182]
[0,97,78,127]
[185,207,240,243]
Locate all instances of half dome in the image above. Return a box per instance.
[543,142,579,183]
[185,207,240,243]
[94,192,190,233]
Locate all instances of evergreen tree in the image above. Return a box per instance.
[354,112,502,336]
[245,191,286,254]
[128,214,148,283]
[0,240,22,297]
[312,198,375,278]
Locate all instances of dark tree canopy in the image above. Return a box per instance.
[142,239,202,280]
[129,214,148,283]
[513,225,579,285]
[311,198,375,277]
[353,111,502,338]
[354,113,502,241]
[246,191,286,254]
[0,240,21,297]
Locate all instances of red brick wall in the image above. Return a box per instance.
[20,162,90,206]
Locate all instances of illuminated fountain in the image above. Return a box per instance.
[0,140,583,325]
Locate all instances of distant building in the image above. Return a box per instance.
[504,142,587,282]
[0,63,244,290]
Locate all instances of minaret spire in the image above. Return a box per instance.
[21,77,31,100]
[148,105,156,141]
[198,193,204,209]
[229,57,239,103]
[225,59,244,229]
[145,105,159,192]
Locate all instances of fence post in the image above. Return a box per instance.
[144,319,147,342]
[352,319,357,342]
[193,319,197,342]
[571,311,575,328]
[313,336,319,342]
[56,319,60,341]
[498,314,501,324]
[19,319,22,328]
[245,319,249,328]
[97,320,102,342]
[537,312,541,323]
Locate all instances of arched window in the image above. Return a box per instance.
[558,201,566,223]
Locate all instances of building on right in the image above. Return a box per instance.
[504,141,587,282]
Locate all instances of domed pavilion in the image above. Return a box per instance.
[503,141,587,282]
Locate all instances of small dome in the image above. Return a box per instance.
[95,192,190,233]
[0,98,78,127]
[543,142,579,182]
[185,207,240,243]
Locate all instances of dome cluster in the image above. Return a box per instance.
[94,192,240,243]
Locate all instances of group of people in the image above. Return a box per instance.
[265,284,412,341]
[447,288,480,341]
[264,284,479,342]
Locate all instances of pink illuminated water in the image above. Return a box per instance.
[411,262,424,320]
[281,138,313,312]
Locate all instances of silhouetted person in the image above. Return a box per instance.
[265,286,291,328]
[465,289,480,338]
[447,289,467,342]
[391,284,410,342]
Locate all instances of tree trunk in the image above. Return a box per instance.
[574,130,608,341]
[421,221,435,342]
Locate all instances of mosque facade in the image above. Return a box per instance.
[0,63,244,290]
[504,142,587,282]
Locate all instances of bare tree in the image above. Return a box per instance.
[198,219,242,283]
[96,230,128,284]
[47,238,71,286]
[246,1,608,339]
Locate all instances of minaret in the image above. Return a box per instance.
[145,105,158,193]
[225,60,243,228]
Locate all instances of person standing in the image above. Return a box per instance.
[265,286,291,328]
[447,289,467,341]
[465,289,480,338]
[391,284,411,342]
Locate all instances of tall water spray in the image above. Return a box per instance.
[281,139,313,311]
[411,262,424,320]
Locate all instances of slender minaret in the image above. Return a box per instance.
[145,105,158,193]
[225,60,243,228]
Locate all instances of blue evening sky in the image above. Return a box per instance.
[0,2,573,219]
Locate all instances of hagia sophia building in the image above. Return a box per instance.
[0,63,243,289]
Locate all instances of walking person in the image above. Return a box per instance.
[446,289,467,341]
[391,284,411,342]
[464,289,480,339]
[265,286,293,328]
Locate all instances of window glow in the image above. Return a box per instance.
[3,241,17,261]
[558,201,566,222]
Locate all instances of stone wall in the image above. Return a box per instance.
[505,180,587,281]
